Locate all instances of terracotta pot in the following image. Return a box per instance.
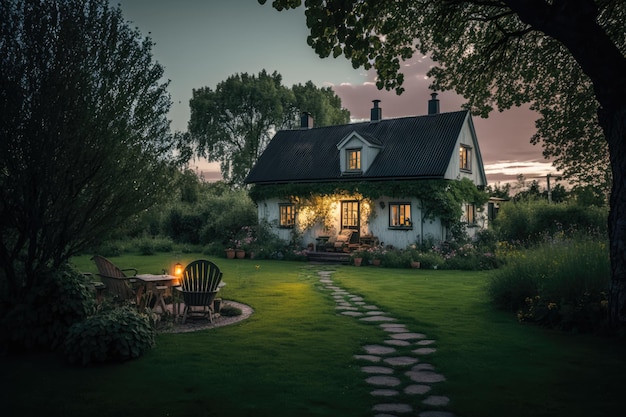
[236,249,246,259]
[353,257,362,267]
[411,261,421,269]
[225,249,235,259]
[372,259,381,266]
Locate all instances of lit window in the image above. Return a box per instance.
[389,203,412,228]
[279,204,296,228]
[460,145,472,171]
[347,149,361,171]
[341,201,359,229]
[465,203,476,225]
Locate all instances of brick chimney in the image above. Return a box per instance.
[428,93,440,115]
[370,100,382,122]
[300,112,313,129]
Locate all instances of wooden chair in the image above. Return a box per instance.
[91,255,138,303]
[178,260,223,324]
[326,229,358,252]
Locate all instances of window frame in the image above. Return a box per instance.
[346,148,362,172]
[278,203,296,228]
[341,200,360,230]
[388,202,413,229]
[460,145,472,172]
[465,203,476,225]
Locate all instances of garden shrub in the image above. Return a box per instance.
[0,266,95,353]
[63,305,156,366]
[488,238,610,332]
[494,200,607,244]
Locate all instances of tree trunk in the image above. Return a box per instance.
[603,105,626,327]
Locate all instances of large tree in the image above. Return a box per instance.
[0,0,177,302]
[187,70,349,187]
[261,0,626,326]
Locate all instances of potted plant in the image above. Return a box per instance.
[351,249,369,267]
[225,248,235,259]
[368,245,386,266]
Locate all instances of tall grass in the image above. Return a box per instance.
[488,238,610,331]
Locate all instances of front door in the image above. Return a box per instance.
[341,200,360,239]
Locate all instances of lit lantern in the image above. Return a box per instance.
[174,262,183,278]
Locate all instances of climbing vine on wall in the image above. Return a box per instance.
[248,178,488,229]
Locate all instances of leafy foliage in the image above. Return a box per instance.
[63,305,155,365]
[0,0,177,303]
[0,265,95,353]
[187,71,350,186]
[250,177,488,227]
[494,200,608,245]
[488,238,610,333]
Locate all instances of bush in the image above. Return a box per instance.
[63,305,155,365]
[494,200,607,244]
[488,238,610,332]
[0,266,95,353]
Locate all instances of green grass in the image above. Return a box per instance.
[2,253,624,417]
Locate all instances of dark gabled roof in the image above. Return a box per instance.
[245,110,470,184]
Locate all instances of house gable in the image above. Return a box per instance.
[336,131,382,175]
[443,113,488,186]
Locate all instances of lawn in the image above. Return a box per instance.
[2,253,624,417]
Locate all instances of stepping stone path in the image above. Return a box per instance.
[317,271,458,417]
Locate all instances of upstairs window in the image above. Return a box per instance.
[460,145,472,172]
[279,203,296,228]
[389,203,412,228]
[347,148,361,171]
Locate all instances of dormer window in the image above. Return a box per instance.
[347,148,361,171]
[460,145,472,172]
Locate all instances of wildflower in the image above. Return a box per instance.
[255,265,261,271]
[547,302,557,310]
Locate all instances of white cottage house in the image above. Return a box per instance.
[245,94,488,252]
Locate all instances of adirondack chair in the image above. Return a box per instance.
[178,259,223,324]
[91,255,138,303]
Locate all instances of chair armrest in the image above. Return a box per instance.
[122,268,138,276]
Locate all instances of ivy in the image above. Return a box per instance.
[248,178,488,227]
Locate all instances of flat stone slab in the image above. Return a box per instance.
[383,356,419,366]
[365,310,387,315]
[404,384,432,395]
[335,305,358,310]
[391,332,427,340]
[416,339,436,346]
[349,296,364,301]
[363,345,396,355]
[382,326,409,333]
[354,301,366,305]
[361,366,394,374]
[341,311,364,317]
[406,371,446,383]
[354,354,381,362]
[384,339,411,347]
[371,389,399,397]
[418,412,457,417]
[412,363,436,371]
[380,323,406,328]
[362,305,379,310]
[423,395,450,407]
[412,347,437,355]
[365,376,402,387]
[360,315,397,322]
[372,403,413,413]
